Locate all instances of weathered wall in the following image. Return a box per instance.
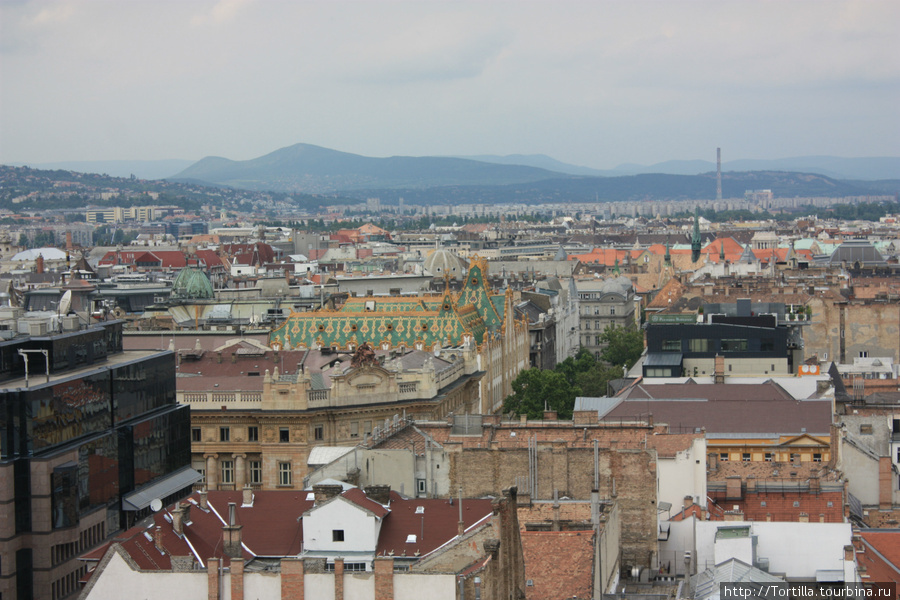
[806,298,900,363]
[448,444,657,569]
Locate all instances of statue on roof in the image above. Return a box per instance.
[350,342,377,368]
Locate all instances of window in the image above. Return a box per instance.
[332,529,345,542]
[248,426,259,442]
[760,501,767,507]
[221,460,234,484]
[720,453,729,462]
[793,501,800,508]
[364,421,372,436]
[192,428,201,443]
[278,462,292,486]
[279,427,290,443]
[860,351,869,358]
[813,453,822,462]
[661,339,681,352]
[721,339,747,352]
[314,425,324,441]
[742,453,751,462]
[249,461,262,485]
[417,479,426,494]
[197,468,206,483]
[760,339,775,352]
[345,563,366,572]
[765,453,774,462]
[689,339,709,352]
[219,427,230,442]
[350,422,359,438]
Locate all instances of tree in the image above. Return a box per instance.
[502,369,580,420]
[575,364,626,398]
[599,325,644,369]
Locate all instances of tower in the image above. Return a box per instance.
[716,147,722,201]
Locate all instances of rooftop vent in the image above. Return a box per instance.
[406,534,417,544]
[415,506,425,514]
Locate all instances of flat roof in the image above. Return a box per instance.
[0,349,171,392]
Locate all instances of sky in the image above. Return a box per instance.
[1,0,898,169]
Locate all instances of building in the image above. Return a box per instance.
[0,316,194,600]
[574,276,638,359]
[269,257,530,414]
[78,486,525,600]
[183,339,484,492]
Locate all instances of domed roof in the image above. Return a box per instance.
[423,249,468,278]
[170,267,214,300]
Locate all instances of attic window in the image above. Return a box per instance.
[472,278,478,285]
[415,506,424,514]
[318,324,325,331]
[386,323,393,331]
[442,303,450,311]
[351,324,358,331]
[333,529,345,542]
[248,372,260,377]
[406,534,417,543]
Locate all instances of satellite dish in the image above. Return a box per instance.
[150,498,163,512]
[58,290,73,315]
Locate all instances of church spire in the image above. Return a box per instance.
[691,208,702,263]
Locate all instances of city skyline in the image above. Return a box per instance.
[1,0,898,168]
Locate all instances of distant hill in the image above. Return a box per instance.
[22,159,194,180]
[170,143,568,193]
[453,154,606,176]
[609,156,900,180]
[349,170,882,205]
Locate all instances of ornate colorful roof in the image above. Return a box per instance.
[269,258,502,351]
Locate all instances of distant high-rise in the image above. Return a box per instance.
[716,147,722,201]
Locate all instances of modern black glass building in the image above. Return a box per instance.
[0,319,194,600]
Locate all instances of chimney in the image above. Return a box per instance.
[313,484,344,504]
[36,254,44,274]
[242,485,253,506]
[543,410,558,421]
[223,502,243,559]
[154,525,164,552]
[879,457,893,510]
[844,545,855,562]
[172,504,185,536]
[66,231,73,252]
[684,495,694,509]
[200,489,208,511]
[714,354,725,384]
[364,485,391,505]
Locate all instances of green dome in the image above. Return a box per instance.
[171,267,214,300]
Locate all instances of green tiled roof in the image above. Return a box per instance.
[269,259,502,351]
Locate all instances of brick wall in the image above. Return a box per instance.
[281,557,304,600]
[373,557,393,600]
[230,558,243,600]
[449,444,657,569]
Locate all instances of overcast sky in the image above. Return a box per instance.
[1,0,898,169]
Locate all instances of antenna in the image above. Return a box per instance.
[150,498,163,512]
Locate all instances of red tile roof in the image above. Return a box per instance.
[376,492,494,558]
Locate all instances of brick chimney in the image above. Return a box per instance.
[879,457,893,510]
[172,502,191,536]
[154,525,164,552]
[364,485,391,505]
[200,489,208,511]
[223,502,243,559]
[714,354,725,384]
[36,254,44,274]
[313,484,344,504]
[543,410,558,421]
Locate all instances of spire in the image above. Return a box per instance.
[691,208,702,263]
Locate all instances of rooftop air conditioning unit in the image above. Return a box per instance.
[62,316,80,332]
[27,320,49,336]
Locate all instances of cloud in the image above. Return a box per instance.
[190,0,251,26]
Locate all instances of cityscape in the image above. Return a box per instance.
[1,1,899,599]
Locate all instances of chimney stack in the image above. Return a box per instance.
[364,485,392,505]
[200,489,208,511]
[223,502,243,559]
[242,485,253,506]
[154,525,164,552]
[313,484,344,504]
